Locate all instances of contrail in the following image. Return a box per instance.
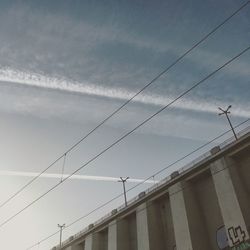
[0,67,249,118]
[0,170,157,183]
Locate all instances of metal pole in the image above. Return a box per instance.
[58,224,65,249]
[225,112,238,140]
[218,105,237,140]
[118,177,129,207]
[122,181,127,206]
[59,229,62,249]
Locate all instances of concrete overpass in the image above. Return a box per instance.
[53,127,250,250]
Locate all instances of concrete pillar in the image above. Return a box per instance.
[210,157,249,247]
[169,182,193,250]
[108,220,129,250]
[136,202,165,250]
[85,233,100,250]
[85,234,93,250]
[108,221,117,250]
[69,245,83,250]
[136,203,150,250]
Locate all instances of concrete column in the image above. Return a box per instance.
[169,182,193,250]
[136,202,165,250]
[85,233,100,250]
[210,157,249,247]
[68,245,83,250]
[108,219,129,250]
[136,203,150,250]
[85,234,93,250]
[108,221,117,250]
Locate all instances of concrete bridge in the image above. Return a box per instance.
[53,128,250,250]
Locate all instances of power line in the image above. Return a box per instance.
[26,118,250,250]
[65,122,250,228]
[60,154,67,183]
[0,0,248,210]
[1,45,249,231]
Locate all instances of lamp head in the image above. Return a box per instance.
[226,105,232,112]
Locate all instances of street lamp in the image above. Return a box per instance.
[58,224,65,249]
[218,105,237,140]
[118,177,129,207]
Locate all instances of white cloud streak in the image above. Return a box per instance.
[0,170,157,183]
[0,67,249,118]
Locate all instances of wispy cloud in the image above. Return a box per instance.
[0,170,156,183]
[0,67,249,118]
[186,47,250,78]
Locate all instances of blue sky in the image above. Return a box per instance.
[0,0,249,249]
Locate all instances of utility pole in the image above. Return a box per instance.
[118,177,129,207]
[218,105,237,140]
[58,224,65,249]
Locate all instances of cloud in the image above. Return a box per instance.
[0,0,249,84]
[0,170,156,183]
[186,47,250,78]
[0,67,249,118]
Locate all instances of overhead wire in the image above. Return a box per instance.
[0,0,249,210]
[60,154,67,183]
[1,44,249,231]
[26,118,250,250]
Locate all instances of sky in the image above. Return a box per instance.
[0,0,249,249]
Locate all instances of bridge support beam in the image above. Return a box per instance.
[136,203,150,250]
[136,202,165,250]
[108,219,129,250]
[210,157,249,247]
[65,244,83,250]
[169,182,193,250]
[85,233,100,250]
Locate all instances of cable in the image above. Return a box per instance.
[60,154,67,183]
[6,46,250,232]
[1,45,249,232]
[26,119,250,250]
[66,121,250,227]
[1,0,249,210]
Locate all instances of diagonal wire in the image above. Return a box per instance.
[60,154,67,183]
[26,118,250,250]
[0,0,248,210]
[1,45,249,231]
